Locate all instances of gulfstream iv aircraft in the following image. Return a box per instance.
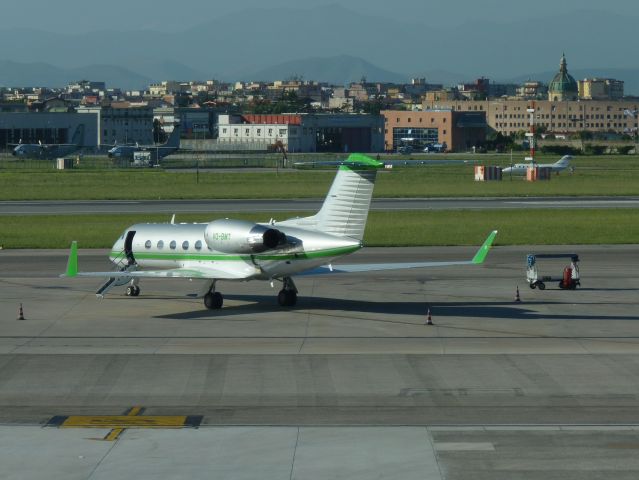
[502,155,573,175]
[62,154,497,310]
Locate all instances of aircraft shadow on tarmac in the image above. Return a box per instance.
[153,294,639,322]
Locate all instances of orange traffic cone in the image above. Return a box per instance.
[515,286,521,303]
[426,307,433,325]
[17,303,25,320]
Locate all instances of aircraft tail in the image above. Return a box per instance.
[164,124,181,148]
[71,125,85,146]
[555,155,572,167]
[305,154,382,240]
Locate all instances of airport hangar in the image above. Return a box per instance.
[0,107,157,151]
[0,112,99,150]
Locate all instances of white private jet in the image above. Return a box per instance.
[502,155,573,175]
[62,153,497,310]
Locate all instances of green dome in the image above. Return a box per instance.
[549,54,578,96]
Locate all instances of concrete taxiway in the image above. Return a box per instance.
[1,196,639,215]
[1,245,638,479]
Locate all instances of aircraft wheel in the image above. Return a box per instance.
[126,286,136,296]
[133,286,140,296]
[529,284,536,290]
[204,292,223,309]
[538,282,546,291]
[277,290,288,307]
[278,290,297,307]
[286,290,297,306]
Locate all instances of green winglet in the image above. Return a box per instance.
[471,230,498,265]
[342,153,384,169]
[64,241,78,277]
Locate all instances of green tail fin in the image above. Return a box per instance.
[472,230,498,264]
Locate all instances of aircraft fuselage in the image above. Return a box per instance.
[111,223,362,281]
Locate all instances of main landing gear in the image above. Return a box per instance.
[125,280,140,297]
[277,277,297,307]
[203,281,223,310]
[200,277,298,310]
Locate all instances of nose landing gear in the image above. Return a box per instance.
[125,285,140,296]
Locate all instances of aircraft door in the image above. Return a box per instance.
[124,230,136,265]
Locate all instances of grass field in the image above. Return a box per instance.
[1,209,637,249]
[1,154,638,200]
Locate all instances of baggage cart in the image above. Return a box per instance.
[526,253,580,290]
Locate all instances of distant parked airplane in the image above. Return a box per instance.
[107,125,180,165]
[502,155,573,175]
[12,125,85,159]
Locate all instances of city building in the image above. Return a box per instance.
[579,78,624,100]
[217,113,384,153]
[516,81,548,99]
[78,105,154,146]
[423,98,639,136]
[381,110,487,152]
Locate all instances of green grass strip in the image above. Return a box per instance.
[0,209,637,249]
[2,154,639,200]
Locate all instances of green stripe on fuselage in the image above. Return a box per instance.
[111,245,360,262]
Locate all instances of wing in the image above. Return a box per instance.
[294,159,475,168]
[60,242,247,280]
[298,230,498,276]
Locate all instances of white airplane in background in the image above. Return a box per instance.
[62,153,497,310]
[502,155,573,175]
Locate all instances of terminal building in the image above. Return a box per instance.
[381,110,487,152]
[217,114,384,153]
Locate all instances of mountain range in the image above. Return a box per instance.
[0,5,638,93]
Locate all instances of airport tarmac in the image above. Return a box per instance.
[1,245,638,479]
[1,196,639,215]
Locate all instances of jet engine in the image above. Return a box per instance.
[204,219,287,253]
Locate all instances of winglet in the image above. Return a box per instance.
[471,230,498,265]
[63,241,78,277]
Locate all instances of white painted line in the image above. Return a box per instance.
[435,442,495,451]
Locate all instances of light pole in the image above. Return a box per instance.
[623,108,638,154]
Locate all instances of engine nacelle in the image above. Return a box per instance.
[204,219,287,254]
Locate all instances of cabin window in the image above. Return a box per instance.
[144,240,152,249]
[182,241,189,250]
[157,240,164,249]
[195,240,202,250]
[170,240,176,250]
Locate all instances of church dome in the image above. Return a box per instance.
[548,54,578,101]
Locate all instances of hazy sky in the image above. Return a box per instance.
[5,0,638,32]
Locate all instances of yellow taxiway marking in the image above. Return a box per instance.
[61,415,190,429]
[46,407,202,441]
